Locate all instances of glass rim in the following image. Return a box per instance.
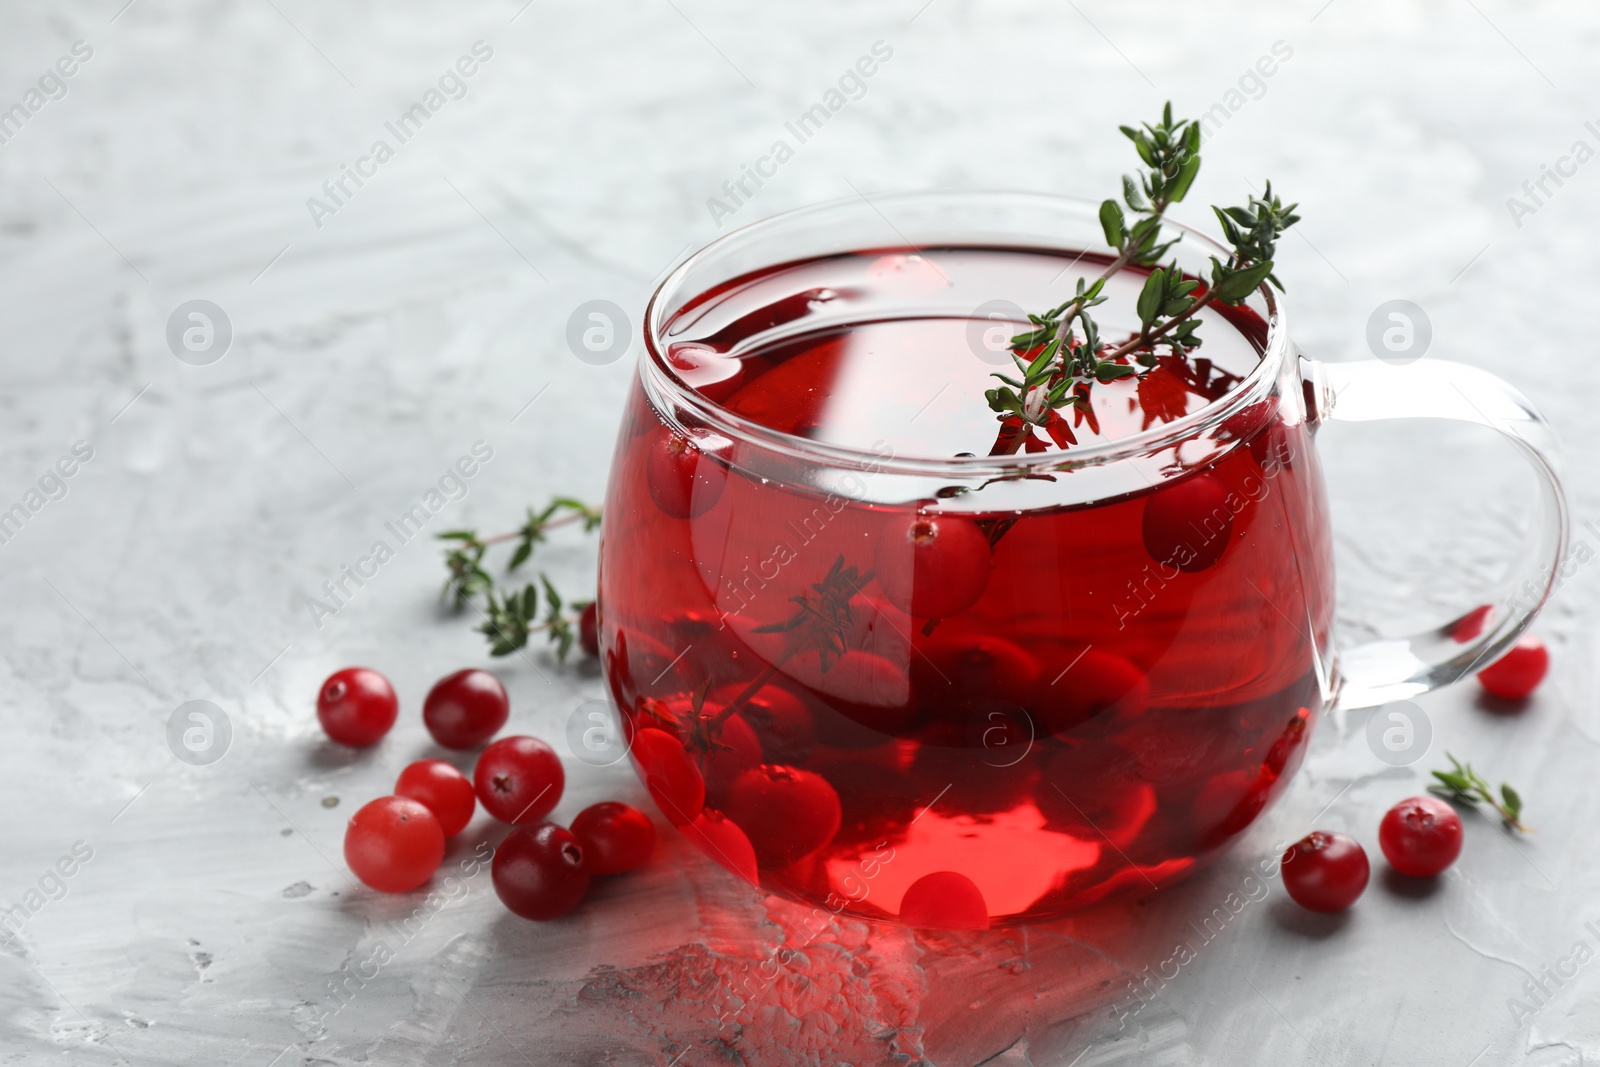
[641,189,1288,478]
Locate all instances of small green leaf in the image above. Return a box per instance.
[1502,784,1522,816]
[1099,199,1125,249]
[1136,268,1165,327]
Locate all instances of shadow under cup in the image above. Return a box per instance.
[596,191,1335,928]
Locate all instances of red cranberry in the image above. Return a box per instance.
[724,764,841,868]
[630,727,705,826]
[578,602,600,658]
[344,796,445,893]
[646,427,727,519]
[1450,604,1494,643]
[473,735,564,825]
[714,683,815,764]
[316,667,398,747]
[1379,796,1463,877]
[684,810,759,884]
[899,871,990,930]
[394,759,476,838]
[1281,831,1369,912]
[570,801,656,875]
[492,822,590,920]
[874,512,992,619]
[1477,635,1549,700]
[1035,746,1156,848]
[913,633,1041,712]
[1028,646,1148,736]
[1264,706,1313,778]
[1141,471,1233,573]
[423,669,509,750]
[1193,768,1274,848]
[696,711,764,809]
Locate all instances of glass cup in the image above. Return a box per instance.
[596,191,1568,927]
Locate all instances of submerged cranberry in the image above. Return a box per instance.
[1028,647,1148,736]
[874,513,992,618]
[630,727,705,826]
[1141,471,1233,573]
[724,764,841,868]
[900,871,990,930]
[684,810,759,884]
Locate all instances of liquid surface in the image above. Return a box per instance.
[659,248,1269,458]
[601,247,1332,926]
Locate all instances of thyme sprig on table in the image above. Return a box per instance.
[1430,753,1531,833]
[985,102,1301,457]
[438,497,601,660]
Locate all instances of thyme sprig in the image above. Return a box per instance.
[1429,752,1531,833]
[438,496,601,660]
[985,103,1301,457]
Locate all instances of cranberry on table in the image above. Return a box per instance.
[899,871,990,930]
[423,669,510,750]
[1281,831,1369,913]
[723,764,841,868]
[316,667,398,747]
[1140,471,1233,573]
[570,801,656,875]
[474,735,564,825]
[344,796,445,893]
[578,602,600,658]
[394,759,476,838]
[1379,796,1464,877]
[874,512,992,619]
[492,822,591,920]
[1477,635,1549,701]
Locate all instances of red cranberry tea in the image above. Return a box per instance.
[599,246,1333,926]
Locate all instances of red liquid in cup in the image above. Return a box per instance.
[600,248,1334,925]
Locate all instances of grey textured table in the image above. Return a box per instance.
[3,1,1597,1064]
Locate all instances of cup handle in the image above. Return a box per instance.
[1304,357,1570,711]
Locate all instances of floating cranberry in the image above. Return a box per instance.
[1140,471,1233,573]
[394,759,476,838]
[1028,647,1148,736]
[578,602,600,658]
[724,764,841,868]
[492,822,590,920]
[899,871,990,930]
[316,667,398,747]
[874,512,992,619]
[571,801,656,875]
[684,810,759,884]
[344,796,445,894]
[646,427,727,519]
[423,669,509,750]
[630,727,705,826]
[1281,830,1369,912]
[473,735,564,825]
[1477,635,1549,701]
[1379,796,1463,877]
